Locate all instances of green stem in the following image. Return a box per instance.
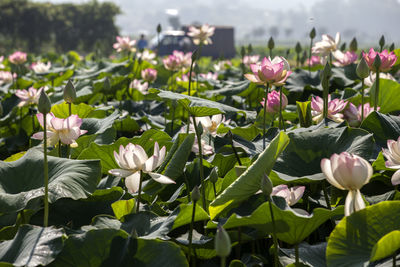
[43,114,49,227]
[279,86,285,131]
[183,172,191,202]
[192,116,206,211]
[136,171,143,213]
[393,253,396,267]
[361,80,365,122]
[68,102,72,116]
[221,257,226,267]
[188,200,197,264]
[295,243,299,265]
[263,84,269,150]
[212,182,217,198]
[229,132,242,166]
[322,182,332,210]
[20,210,26,224]
[58,141,62,158]
[268,197,279,267]
[374,70,380,111]
[186,57,196,134]
[308,38,313,75]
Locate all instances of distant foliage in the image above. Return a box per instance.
[0,0,120,54]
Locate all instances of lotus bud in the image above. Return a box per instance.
[301,51,307,65]
[389,43,395,52]
[240,46,246,58]
[350,37,358,52]
[295,42,302,53]
[286,48,290,58]
[63,80,76,104]
[379,35,385,49]
[196,121,203,136]
[38,89,51,114]
[191,185,201,202]
[268,37,275,50]
[209,168,219,184]
[356,57,370,79]
[340,42,346,52]
[261,175,273,196]
[215,225,231,258]
[157,23,162,34]
[309,27,316,39]
[247,44,253,54]
[104,77,111,93]
[373,54,382,70]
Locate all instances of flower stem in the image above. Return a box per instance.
[188,199,197,264]
[374,70,380,111]
[212,183,217,198]
[279,86,285,132]
[58,141,62,158]
[322,182,332,210]
[393,253,396,267]
[186,55,196,134]
[43,114,49,227]
[308,38,313,75]
[268,196,279,267]
[68,102,72,116]
[361,80,365,121]
[229,131,242,166]
[192,116,206,211]
[263,84,269,150]
[220,256,226,267]
[136,171,144,213]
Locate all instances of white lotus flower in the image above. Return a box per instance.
[271,184,305,206]
[137,50,157,65]
[109,142,175,193]
[187,24,215,45]
[129,79,149,95]
[312,32,340,57]
[321,152,372,216]
[382,137,400,186]
[31,62,51,74]
[194,114,227,136]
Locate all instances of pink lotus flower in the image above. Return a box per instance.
[108,142,175,193]
[332,51,358,67]
[321,152,372,216]
[382,137,400,186]
[364,72,396,87]
[199,72,218,81]
[173,50,192,69]
[312,33,340,57]
[31,62,51,74]
[187,24,215,45]
[271,184,305,206]
[311,95,348,123]
[176,73,192,82]
[363,48,397,72]
[32,113,87,147]
[306,55,322,67]
[242,55,260,67]
[129,79,149,95]
[141,68,157,83]
[136,50,157,65]
[113,36,136,53]
[9,51,27,65]
[245,56,292,87]
[192,137,214,155]
[15,87,43,107]
[163,55,181,71]
[344,102,378,127]
[213,60,232,72]
[260,90,288,114]
[0,71,16,85]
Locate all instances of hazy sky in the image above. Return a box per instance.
[32,0,400,45]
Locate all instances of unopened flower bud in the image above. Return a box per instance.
[247,44,253,54]
[356,57,370,79]
[373,54,382,70]
[379,35,385,48]
[340,42,346,52]
[295,42,302,54]
[196,121,203,136]
[389,43,395,52]
[63,80,76,104]
[191,185,201,202]
[268,37,275,50]
[240,46,246,58]
[215,225,231,258]
[350,37,358,52]
[38,89,51,114]
[209,168,218,184]
[309,27,316,39]
[301,51,307,65]
[157,23,162,34]
[261,175,273,196]
[104,77,111,93]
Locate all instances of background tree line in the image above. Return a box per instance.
[0,0,120,54]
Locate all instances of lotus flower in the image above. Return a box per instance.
[187,24,215,45]
[136,50,157,65]
[8,51,27,65]
[141,68,157,83]
[163,55,181,71]
[344,102,378,127]
[213,60,232,71]
[382,137,400,186]
[311,95,348,123]
[242,55,260,67]
[15,87,43,107]
[306,55,322,67]
[245,56,292,87]
[260,90,288,114]
[31,62,51,74]
[199,72,218,81]
[172,50,192,69]
[113,36,136,53]
[0,71,16,85]
[193,114,227,136]
[129,79,149,95]
[332,51,358,67]
[312,32,340,57]
[32,113,87,147]
[108,142,175,193]
[321,152,372,216]
[271,184,305,206]
[176,73,191,82]
[363,48,397,72]
[364,72,396,87]
[192,137,214,155]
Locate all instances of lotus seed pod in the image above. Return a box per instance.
[261,175,273,196]
[191,185,201,202]
[38,89,51,114]
[63,80,76,104]
[215,225,231,258]
[309,27,316,39]
[356,57,370,79]
[268,37,275,50]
